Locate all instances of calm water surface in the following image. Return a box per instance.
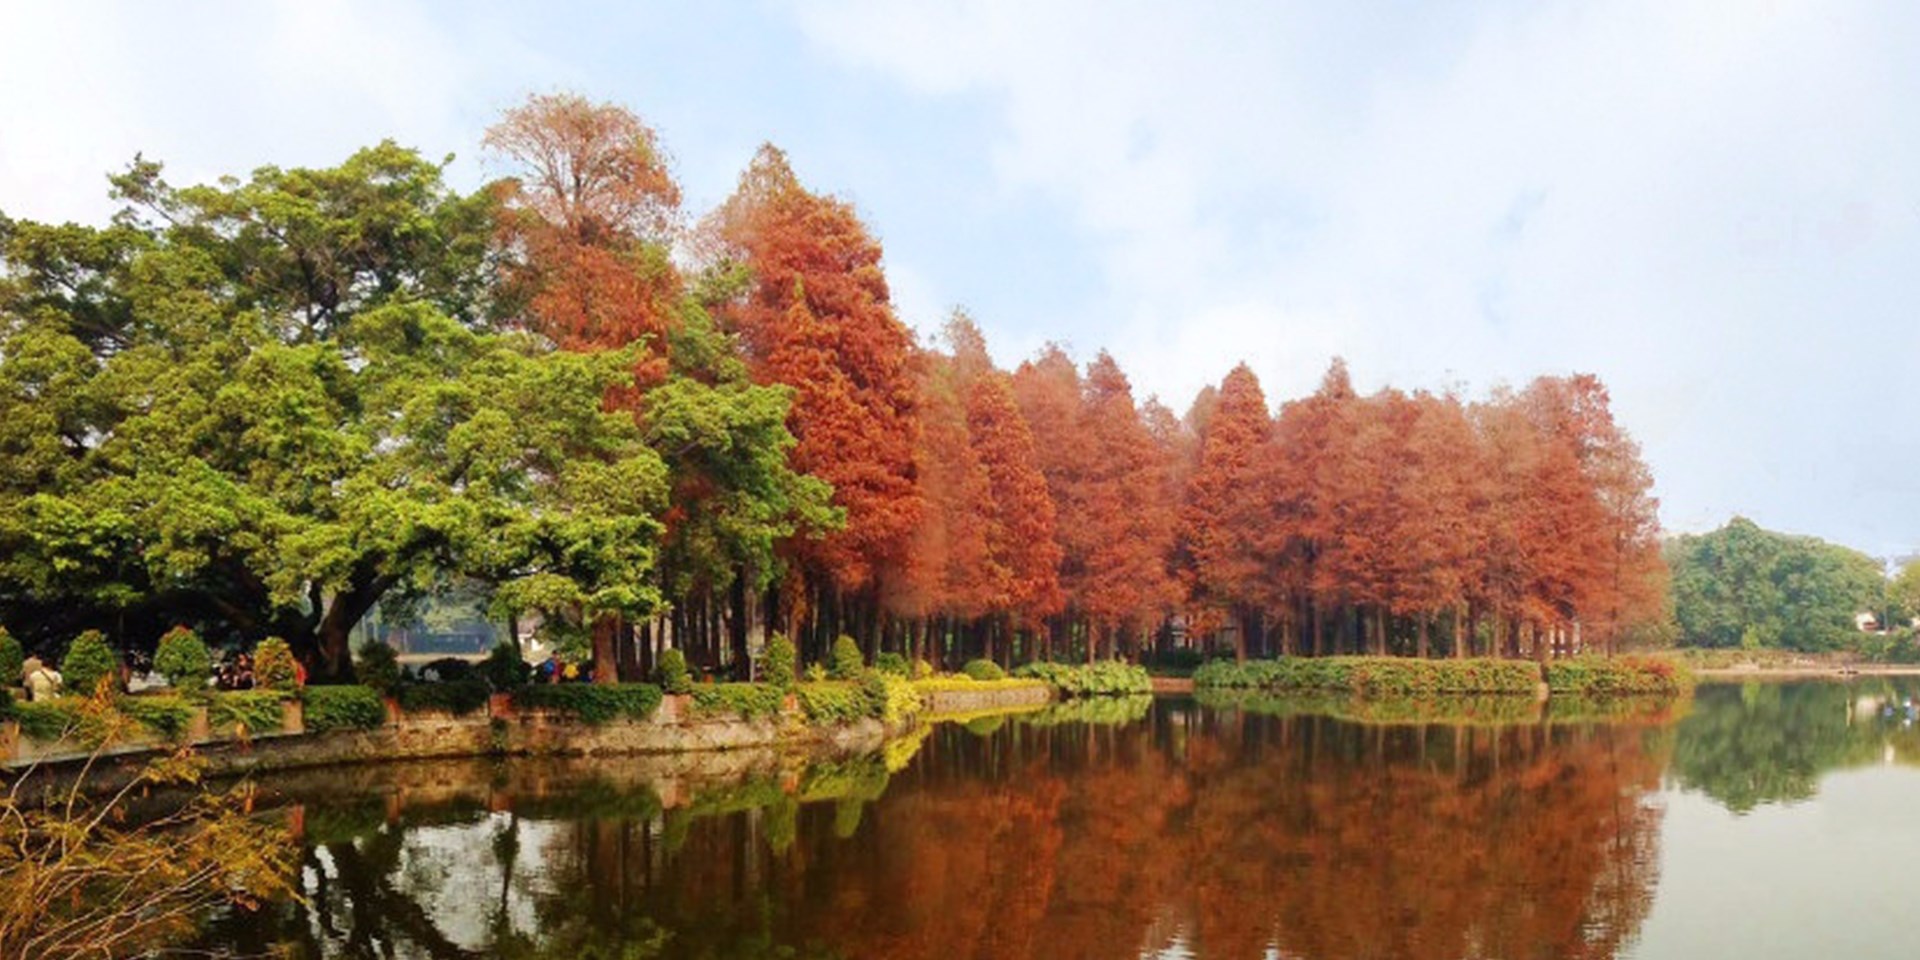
[188,680,1920,959]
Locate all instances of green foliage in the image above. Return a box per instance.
[912,676,1049,695]
[1020,694,1154,727]
[477,641,529,691]
[115,695,196,740]
[61,630,119,696]
[14,699,85,741]
[0,627,20,686]
[795,681,870,724]
[762,633,796,690]
[1668,516,1888,651]
[207,690,286,737]
[0,145,679,664]
[513,683,663,724]
[152,627,211,694]
[1139,646,1207,677]
[253,637,299,691]
[657,647,693,695]
[961,658,1006,681]
[689,682,785,720]
[1193,656,1543,696]
[873,651,909,678]
[912,658,935,679]
[301,685,387,732]
[830,635,864,679]
[864,671,924,726]
[355,639,403,696]
[1545,656,1694,696]
[395,676,490,715]
[1014,660,1151,697]
[1196,687,1547,726]
[804,662,829,683]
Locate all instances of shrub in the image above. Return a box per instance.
[61,631,120,696]
[961,658,1006,681]
[153,626,211,695]
[873,651,910,678]
[689,682,785,720]
[0,627,21,687]
[804,662,829,683]
[796,682,870,724]
[14,699,86,742]
[117,695,197,740]
[303,685,387,732]
[762,634,797,690]
[253,637,299,691]
[1014,660,1151,697]
[208,690,287,737]
[657,647,693,695]
[864,671,923,726]
[1546,656,1694,696]
[396,676,491,715]
[478,642,529,691]
[912,658,935,680]
[831,635,865,679]
[513,683,663,724]
[355,639,403,696]
[1192,656,1542,696]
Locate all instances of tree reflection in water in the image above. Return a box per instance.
[193,701,1673,960]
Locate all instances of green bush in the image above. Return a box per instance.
[14,699,85,742]
[804,662,829,683]
[0,627,21,687]
[1014,660,1151,697]
[1191,656,1542,696]
[763,634,797,690]
[117,695,197,740]
[864,671,923,726]
[657,647,693,695]
[513,683,663,724]
[153,626,211,695]
[1545,656,1694,696]
[873,652,910,677]
[796,681,870,724]
[831,635,865,679]
[689,682,785,720]
[912,658,935,679]
[355,639,403,696]
[208,690,287,737]
[396,676,490,715]
[61,630,120,696]
[478,642,529,691]
[961,658,1006,681]
[254,637,299,691]
[417,657,476,682]
[303,685,387,732]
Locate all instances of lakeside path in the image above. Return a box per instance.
[1694,665,1920,680]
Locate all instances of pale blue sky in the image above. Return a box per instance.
[4,1,1918,558]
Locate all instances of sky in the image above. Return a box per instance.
[3,0,1918,557]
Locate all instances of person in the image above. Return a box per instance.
[537,652,561,684]
[22,656,62,702]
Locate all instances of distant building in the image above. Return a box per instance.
[1856,611,1881,633]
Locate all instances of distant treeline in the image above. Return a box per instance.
[0,92,1665,679]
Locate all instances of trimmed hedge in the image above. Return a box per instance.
[1545,656,1694,696]
[961,659,1006,681]
[873,652,910,678]
[514,683,663,724]
[1014,660,1152,697]
[831,635,865,679]
[796,681,870,724]
[478,642,529,691]
[254,637,299,691]
[657,648,693,695]
[62,631,120,696]
[1193,656,1542,696]
[208,690,287,736]
[13,698,87,741]
[153,627,211,694]
[355,639,403,696]
[303,685,387,732]
[763,634,797,690]
[395,676,490,715]
[0,627,22,686]
[689,682,785,720]
[116,695,196,739]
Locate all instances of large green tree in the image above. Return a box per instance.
[1667,517,1885,651]
[0,146,673,677]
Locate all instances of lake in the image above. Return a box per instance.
[185,679,1920,959]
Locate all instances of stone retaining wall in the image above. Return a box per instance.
[920,683,1053,715]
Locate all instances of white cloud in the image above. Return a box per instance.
[794,0,1920,553]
